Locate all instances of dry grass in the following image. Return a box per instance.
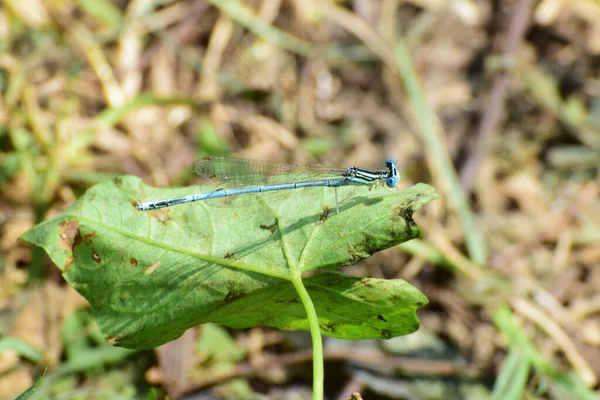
[1,0,599,399]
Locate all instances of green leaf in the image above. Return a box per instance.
[21,176,436,349]
[197,119,231,156]
[0,336,42,363]
[492,349,530,400]
[79,0,124,30]
[196,323,245,365]
[15,366,47,400]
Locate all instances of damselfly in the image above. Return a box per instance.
[136,157,400,212]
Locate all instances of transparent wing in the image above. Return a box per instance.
[192,157,346,187]
[190,157,351,208]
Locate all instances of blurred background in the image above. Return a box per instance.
[1,0,600,399]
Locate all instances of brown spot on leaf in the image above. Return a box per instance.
[156,214,171,224]
[84,231,96,241]
[129,258,138,267]
[145,260,161,274]
[260,221,277,234]
[92,251,101,263]
[65,257,75,271]
[320,322,338,332]
[107,336,121,346]
[149,208,170,219]
[59,220,82,251]
[319,207,330,223]
[226,290,244,303]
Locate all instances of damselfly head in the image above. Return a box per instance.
[384,158,399,188]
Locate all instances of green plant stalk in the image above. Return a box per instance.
[291,274,324,400]
[492,349,530,400]
[393,39,488,266]
[208,0,367,64]
[397,239,455,271]
[97,93,207,126]
[492,307,598,400]
[209,0,312,57]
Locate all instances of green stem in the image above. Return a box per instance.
[393,39,488,265]
[291,274,324,400]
